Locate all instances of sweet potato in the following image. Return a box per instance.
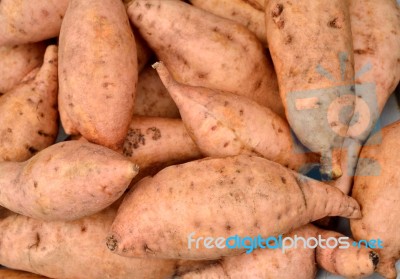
[179,225,318,279]
[123,116,201,171]
[154,62,316,172]
[108,155,360,259]
[331,0,400,194]
[0,46,58,162]
[351,120,400,279]
[0,270,48,279]
[134,66,180,118]
[0,208,177,279]
[0,141,138,221]
[59,0,137,150]
[127,0,284,118]
[315,228,379,278]
[0,43,46,93]
[266,0,355,179]
[189,0,267,46]
[0,0,69,46]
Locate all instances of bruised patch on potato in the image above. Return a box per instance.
[146,127,161,140]
[123,129,146,156]
[106,235,118,251]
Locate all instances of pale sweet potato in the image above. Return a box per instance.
[154,62,317,172]
[351,120,400,279]
[59,0,138,150]
[0,208,177,279]
[134,66,180,118]
[0,141,138,221]
[0,43,46,93]
[108,155,360,259]
[189,0,267,46]
[266,0,355,179]
[0,0,69,46]
[331,0,400,194]
[127,0,284,117]
[0,45,58,162]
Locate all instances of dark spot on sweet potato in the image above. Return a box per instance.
[369,251,379,267]
[81,226,87,233]
[271,4,284,17]
[278,128,283,133]
[236,169,241,173]
[194,221,201,228]
[146,127,161,140]
[145,2,152,9]
[28,146,38,154]
[106,235,118,251]
[231,11,237,16]
[68,103,74,107]
[225,224,231,231]
[277,214,281,220]
[328,17,342,29]
[223,142,230,148]
[29,233,41,249]
[281,177,286,184]
[38,130,51,137]
[41,9,49,16]
[254,79,262,90]
[198,72,208,79]
[211,125,217,131]
[224,101,229,106]
[239,109,244,116]
[27,98,34,104]
[34,181,38,188]
[7,128,12,133]
[169,187,173,194]
[137,14,143,21]
[285,35,292,44]
[123,129,145,156]
[354,48,374,55]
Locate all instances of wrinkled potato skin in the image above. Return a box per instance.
[190,0,267,46]
[0,208,177,279]
[0,141,138,221]
[155,62,317,172]
[266,0,355,179]
[0,270,48,279]
[351,120,400,279]
[180,225,317,279]
[134,67,180,118]
[128,0,284,118]
[332,0,400,195]
[0,46,58,162]
[108,155,360,260]
[123,116,201,170]
[0,0,69,46]
[0,43,46,93]
[59,0,138,150]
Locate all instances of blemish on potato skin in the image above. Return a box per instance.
[281,177,287,184]
[123,128,146,156]
[81,226,87,233]
[34,181,38,188]
[106,235,118,251]
[328,17,342,29]
[146,127,161,140]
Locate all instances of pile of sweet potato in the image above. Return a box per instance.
[0,0,399,278]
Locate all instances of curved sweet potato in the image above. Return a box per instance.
[0,141,138,221]
[108,155,360,259]
[0,46,58,162]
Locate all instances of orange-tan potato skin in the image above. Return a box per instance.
[123,116,202,171]
[0,0,70,46]
[134,67,180,118]
[190,0,267,46]
[0,141,138,221]
[0,42,46,93]
[0,208,177,279]
[155,62,317,172]
[0,46,58,162]
[180,225,318,279]
[0,270,49,279]
[128,0,284,118]
[59,0,138,150]
[331,0,400,195]
[351,120,400,279]
[266,0,355,179]
[108,155,360,260]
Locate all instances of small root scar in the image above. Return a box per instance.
[29,233,41,250]
[106,235,118,251]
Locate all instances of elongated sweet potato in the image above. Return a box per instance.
[134,66,180,118]
[108,155,360,259]
[154,62,316,172]
[0,0,69,46]
[0,208,177,279]
[0,46,58,162]
[331,0,400,194]
[0,270,48,279]
[128,0,284,117]
[351,120,400,279]
[123,116,201,171]
[189,0,267,46]
[0,141,138,221]
[179,225,318,279]
[59,0,137,150]
[0,43,46,93]
[266,0,355,179]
